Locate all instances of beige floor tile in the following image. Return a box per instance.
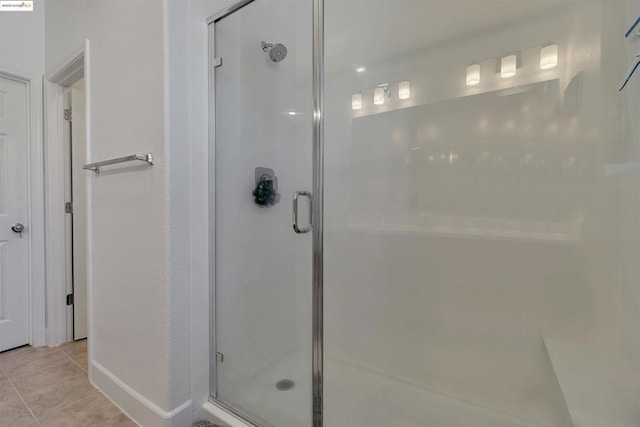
[22,374,98,419]
[11,356,86,396]
[0,377,19,405]
[40,392,123,427]
[59,340,87,358]
[59,340,89,372]
[3,350,69,380]
[0,345,59,372]
[73,353,89,373]
[107,413,138,426]
[0,397,38,426]
[0,345,134,427]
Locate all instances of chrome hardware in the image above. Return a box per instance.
[293,191,312,234]
[625,16,640,38]
[216,352,224,363]
[11,223,24,237]
[213,57,223,68]
[253,167,280,207]
[83,153,154,174]
[378,83,391,97]
[620,54,640,91]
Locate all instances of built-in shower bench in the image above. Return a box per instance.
[544,337,640,427]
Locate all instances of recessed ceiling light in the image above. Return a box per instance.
[356,67,366,73]
[288,111,297,116]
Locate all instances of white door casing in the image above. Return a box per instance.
[0,75,30,352]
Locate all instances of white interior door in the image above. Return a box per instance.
[71,79,87,341]
[0,75,30,352]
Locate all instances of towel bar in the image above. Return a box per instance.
[83,153,154,174]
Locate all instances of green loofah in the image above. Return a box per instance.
[253,177,279,207]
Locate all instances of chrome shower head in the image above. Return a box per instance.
[261,41,288,63]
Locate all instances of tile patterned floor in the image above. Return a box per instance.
[0,341,136,426]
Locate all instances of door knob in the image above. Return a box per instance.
[11,223,24,237]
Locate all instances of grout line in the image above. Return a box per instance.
[65,351,88,374]
[1,345,89,425]
[59,345,88,374]
[43,389,97,417]
[0,364,42,426]
[20,370,90,423]
[1,345,133,426]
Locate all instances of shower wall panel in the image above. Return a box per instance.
[324,1,632,426]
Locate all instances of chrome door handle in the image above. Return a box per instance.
[11,223,24,237]
[293,191,312,234]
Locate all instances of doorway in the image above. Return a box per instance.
[44,46,90,347]
[63,77,87,341]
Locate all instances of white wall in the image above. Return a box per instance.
[161,0,227,417]
[45,1,191,424]
[164,0,194,414]
[44,0,222,423]
[185,0,231,414]
[0,0,44,75]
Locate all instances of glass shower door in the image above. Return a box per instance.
[212,0,313,426]
[323,1,637,426]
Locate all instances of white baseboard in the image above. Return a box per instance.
[91,361,193,427]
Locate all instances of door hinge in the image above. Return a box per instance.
[213,57,223,68]
[215,352,224,363]
[64,108,72,121]
[66,294,74,305]
[65,202,73,214]
[314,395,322,418]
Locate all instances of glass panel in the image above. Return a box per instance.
[213,0,313,425]
[324,1,638,426]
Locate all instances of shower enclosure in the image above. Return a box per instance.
[209,0,640,426]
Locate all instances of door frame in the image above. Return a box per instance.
[206,0,325,425]
[0,67,46,348]
[43,40,92,351]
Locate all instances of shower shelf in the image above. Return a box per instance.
[544,337,640,427]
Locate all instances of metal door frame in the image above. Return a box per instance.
[207,0,324,425]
